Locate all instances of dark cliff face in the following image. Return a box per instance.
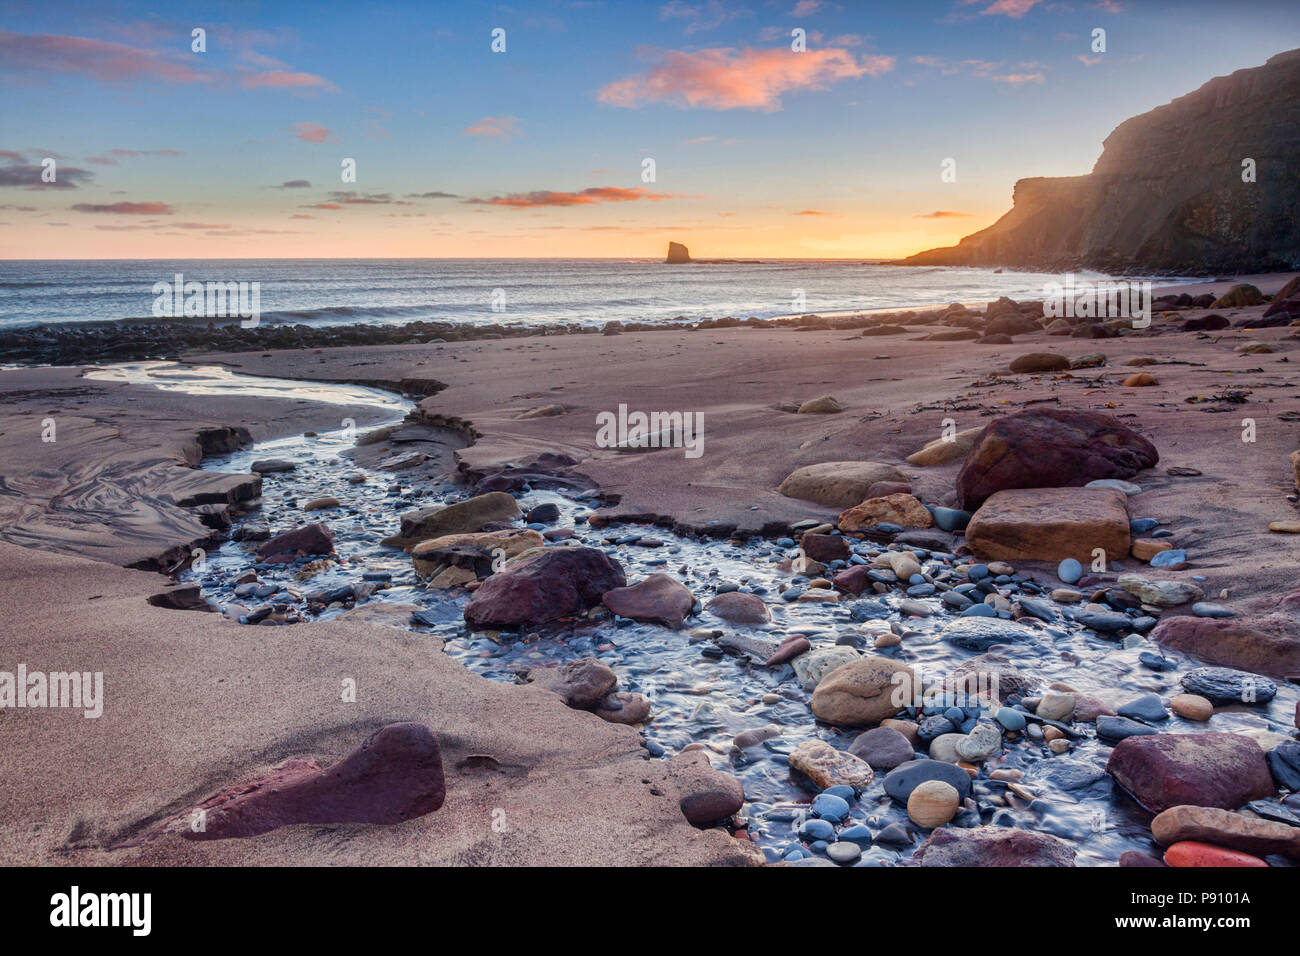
[905,49,1300,274]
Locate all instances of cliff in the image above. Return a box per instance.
[904,49,1300,273]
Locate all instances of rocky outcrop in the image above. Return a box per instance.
[666,241,692,264]
[1152,587,1300,678]
[904,49,1300,273]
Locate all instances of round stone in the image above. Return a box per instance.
[1057,558,1083,584]
[826,841,862,864]
[1170,693,1213,721]
[907,780,960,827]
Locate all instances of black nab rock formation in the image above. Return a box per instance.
[666,241,692,264]
[905,49,1300,273]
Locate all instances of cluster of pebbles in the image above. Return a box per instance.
[183,414,1299,866]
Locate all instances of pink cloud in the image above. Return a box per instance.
[992,72,1044,84]
[463,186,678,208]
[598,46,894,110]
[462,116,520,139]
[969,0,1044,17]
[0,30,212,85]
[291,122,336,143]
[242,70,337,92]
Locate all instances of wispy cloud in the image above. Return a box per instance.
[963,0,1044,17]
[71,201,173,214]
[659,1,751,35]
[598,46,893,110]
[242,70,337,92]
[914,210,973,218]
[463,186,679,208]
[462,116,520,139]
[291,122,335,143]
[0,30,212,85]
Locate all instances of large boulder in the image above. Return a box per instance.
[1152,589,1300,678]
[464,546,626,629]
[1105,733,1276,813]
[411,528,543,579]
[602,573,694,628]
[523,657,619,708]
[704,591,770,624]
[914,827,1076,866]
[838,493,934,531]
[956,409,1158,510]
[810,657,916,726]
[383,492,522,549]
[1210,283,1265,308]
[777,461,908,508]
[965,486,1130,562]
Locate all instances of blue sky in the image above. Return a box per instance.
[2,0,1297,257]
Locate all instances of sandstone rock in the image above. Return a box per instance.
[905,426,984,466]
[411,528,543,579]
[1169,693,1213,721]
[838,493,934,531]
[385,492,522,549]
[602,573,694,628]
[667,750,744,826]
[1152,805,1300,859]
[465,547,626,629]
[956,409,1158,511]
[258,523,334,560]
[1211,283,1265,308]
[666,241,691,264]
[810,657,915,725]
[1105,733,1276,813]
[523,657,619,709]
[914,827,1076,866]
[777,461,908,508]
[594,691,652,725]
[705,591,770,624]
[965,486,1130,563]
[1132,538,1172,561]
[180,723,444,840]
[788,739,874,790]
[764,634,811,666]
[908,779,960,826]
[1152,596,1300,678]
[1117,573,1203,607]
[797,395,842,414]
[1009,352,1070,373]
[1122,373,1159,387]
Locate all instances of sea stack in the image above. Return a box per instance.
[666,241,692,264]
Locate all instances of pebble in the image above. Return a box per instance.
[811,792,851,824]
[995,707,1026,731]
[1190,602,1236,618]
[1086,478,1141,494]
[1170,693,1213,721]
[1181,667,1277,704]
[1036,691,1075,722]
[1149,549,1188,568]
[799,818,836,842]
[955,722,1002,761]
[1096,715,1160,742]
[1057,558,1083,584]
[1116,693,1169,723]
[826,841,862,864]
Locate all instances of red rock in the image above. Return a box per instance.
[956,408,1158,510]
[602,572,694,628]
[1163,841,1268,867]
[257,522,334,559]
[465,546,625,629]
[147,584,214,611]
[865,480,911,499]
[764,635,811,666]
[524,657,618,709]
[1152,805,1300,859]
[182,723,444,840]
[1151,591,1300,678]
[915,827,1076,866]
[1106,733,1276,813]
[706,591,770,624]
[667,751,744,826]
[800,532,849,563]
[831,564,875,595]
[965,487,1130,562]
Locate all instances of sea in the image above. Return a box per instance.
[0,258,1202,331]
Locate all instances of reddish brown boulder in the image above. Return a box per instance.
[465,546,625,628]
[1152,590,1300,678]
[258,523,334,560]
[838,493,933,531]
[965,487,1130,562]
[1105,733,1276,813]
[1151,805,1300,859]
[831,565,875,595]
[183,723,444,840]
[915,827,1076,866]
[523,657,619,709]
[706,591,770,624]
[800,532,850,563]
[602,573,694,628]
[956,408,1158,510]
[764,634,811,666]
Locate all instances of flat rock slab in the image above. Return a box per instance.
[914,827,1076,866]
[965,486,1130,562]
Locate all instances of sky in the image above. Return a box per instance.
[1,0,1297,260]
